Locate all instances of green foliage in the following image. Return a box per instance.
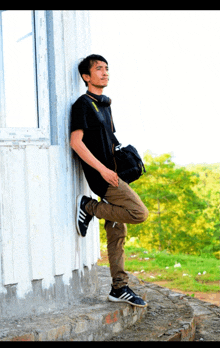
[128,152,220,257]
[99,246,220,293]
[99,151,220,258]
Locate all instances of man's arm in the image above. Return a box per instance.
[70,129,119,188]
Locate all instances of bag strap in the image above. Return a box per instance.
[83,94,121,148]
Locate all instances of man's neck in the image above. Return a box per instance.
[88,85,103,96]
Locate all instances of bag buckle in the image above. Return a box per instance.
[115,144,122,151]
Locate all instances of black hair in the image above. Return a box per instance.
[78,54,108,87]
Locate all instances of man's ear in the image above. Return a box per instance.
[82,74,90,84]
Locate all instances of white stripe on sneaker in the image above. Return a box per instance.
[126,295,133,301]
[79,212,85,218]
[119,292,133,300]
[119,292,134,301]
[124,293,133,300]
[119,293,127,299]
[80,209,87,217]
[79,211,86,222]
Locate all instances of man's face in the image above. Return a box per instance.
[83,60,109,89]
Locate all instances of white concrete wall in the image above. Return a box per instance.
[0,10,100,300]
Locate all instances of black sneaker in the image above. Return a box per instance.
[108,285,147,308]
[76,195,93,237]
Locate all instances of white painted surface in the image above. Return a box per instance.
[0,10,100,299]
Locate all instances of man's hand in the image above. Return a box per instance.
[100,167,119,187]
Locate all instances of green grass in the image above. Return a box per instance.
[99,246,220,293]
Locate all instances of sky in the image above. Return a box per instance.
[90,10,220,166]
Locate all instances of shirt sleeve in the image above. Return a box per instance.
[70,98,89,133]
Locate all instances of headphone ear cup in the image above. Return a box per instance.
[86,92,111,106]
[100,96,111,106]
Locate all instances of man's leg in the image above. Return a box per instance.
[81,178,148,307]
[105,220,129,289]
[85,178,148,288]
[85,178,149,226]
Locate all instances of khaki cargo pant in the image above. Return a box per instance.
[85,178,149,289]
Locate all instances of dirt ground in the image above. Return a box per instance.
[151,280,220,307]
[98,251,220,307]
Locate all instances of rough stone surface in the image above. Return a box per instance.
[0,267,147,341]
[0,266,219,341]
[0,265,98,320]
[108,271,220,341]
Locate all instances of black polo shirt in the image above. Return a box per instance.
[70,91,116,198]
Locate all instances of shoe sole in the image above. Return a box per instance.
[76,194,84,236]
[108,294,147,308]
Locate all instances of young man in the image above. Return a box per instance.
[70,54,149,307]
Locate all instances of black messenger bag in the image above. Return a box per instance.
[83,94,146,184]
[114,144,146,184]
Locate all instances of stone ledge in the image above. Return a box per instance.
[1,266,219,341]
[108,272,220,341]
[0,267,147,341]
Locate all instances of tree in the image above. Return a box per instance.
[186,163,220,257]
[128,152,208,254]
[99,152,219,257]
